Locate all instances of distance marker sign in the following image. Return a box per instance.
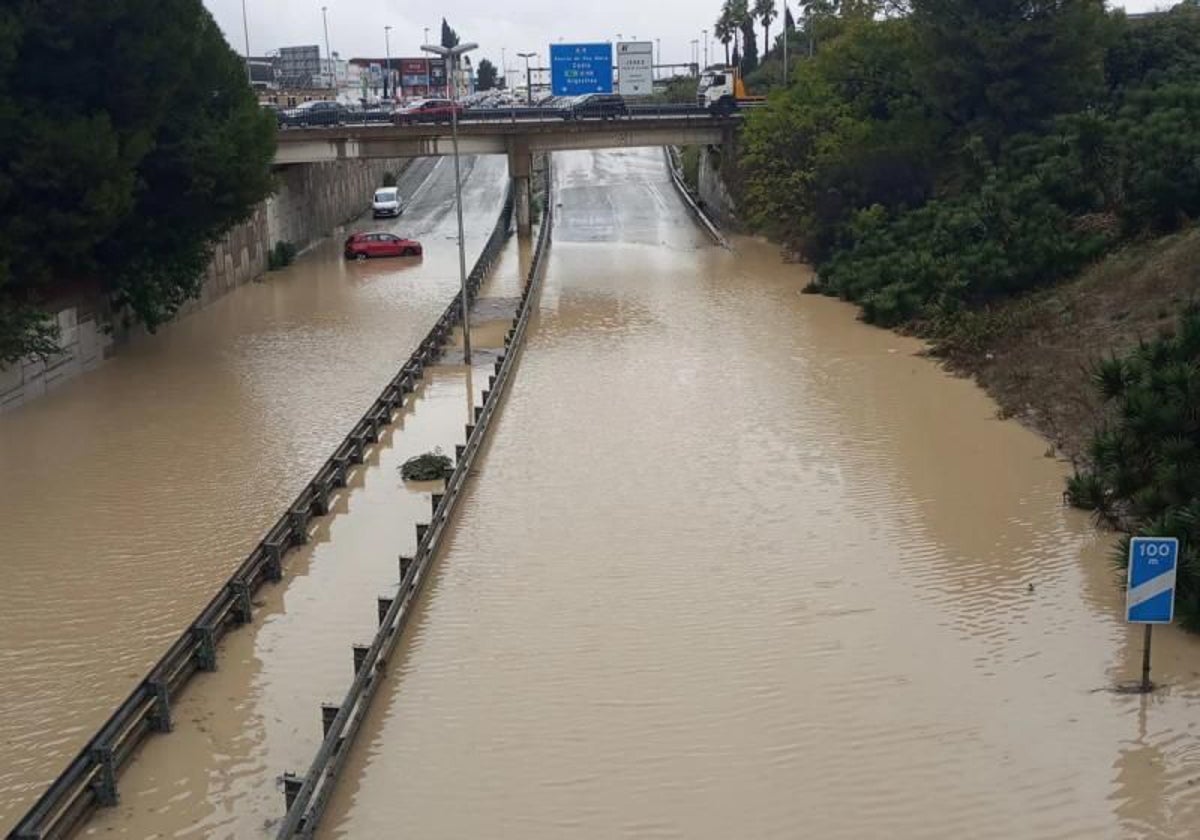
[1126,536,1178,624]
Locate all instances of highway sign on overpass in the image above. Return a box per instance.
[617,41,654,96]
[550,43,613,96]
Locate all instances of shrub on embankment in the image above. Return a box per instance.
[0,0,277,365]
[1067,308,1200,630]
[738,2,1200,328]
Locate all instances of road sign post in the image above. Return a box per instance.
[1126,536,1179,692]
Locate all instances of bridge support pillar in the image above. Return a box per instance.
[507,142,533,238]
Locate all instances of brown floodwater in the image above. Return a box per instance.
[5,145,1200,840]
[0,154,511,834]
[316,149,1200,839]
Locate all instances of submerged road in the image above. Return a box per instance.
[0,154,509,833]
[316,148,1200,839]
[5,147,1200,839]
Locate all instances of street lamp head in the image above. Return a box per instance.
[421,42,477,58]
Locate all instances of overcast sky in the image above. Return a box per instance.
[203,0,1172,77]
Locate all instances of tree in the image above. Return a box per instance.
[731,0,750,55]
[440,17,459,49]
[754,0,778,58]
[741,13,760,73]
[476,58,498,91]
[1068,308,1200,630]
[716,1,736,65]
[910,0,1112,152]
[0,0,275,364]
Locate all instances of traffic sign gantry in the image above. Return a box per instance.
[1126,536,1178,624]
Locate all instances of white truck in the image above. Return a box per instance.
[697,66,765,115]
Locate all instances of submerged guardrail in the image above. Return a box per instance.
[663,146,729,249]
[274,157,555,840]
[9,187,517,840]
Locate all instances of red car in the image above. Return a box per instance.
[344,232,423,260]
[394,98,463,124]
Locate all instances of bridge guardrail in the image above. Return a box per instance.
[277,103,739,131]
[9,188,517,840]
[274,157,555,839]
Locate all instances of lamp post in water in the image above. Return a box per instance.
[421,41,478,364]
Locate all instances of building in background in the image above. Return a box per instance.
[277,45,322,89]
[244,57,279,90]
[350,56,454,102]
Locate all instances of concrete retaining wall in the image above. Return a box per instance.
[1,158,406,412]
[697,145,740,230]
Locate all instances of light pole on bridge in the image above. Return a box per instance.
[320,6,333,94]
[241,0,252,85]
[517,52,536,106]
[701,29,708,70]
[421,41,479,364]
[384,25,393,103]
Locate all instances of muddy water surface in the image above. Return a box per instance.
[0,155,510,833]
[318,149,1200,839]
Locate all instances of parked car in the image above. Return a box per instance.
[280,100,345,127]
[561,93,628,121]
[394,98,464,124]
[372,187,404,218]
[344,232,422,260]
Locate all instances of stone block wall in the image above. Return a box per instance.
[0,157,406,412]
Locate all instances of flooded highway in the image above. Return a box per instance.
[317,149,1200,839]
[4,146,1200,839]
[0,154,510,833]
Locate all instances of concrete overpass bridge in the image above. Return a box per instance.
[273,110,738,234]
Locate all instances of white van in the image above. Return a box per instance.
[373,187,403,218]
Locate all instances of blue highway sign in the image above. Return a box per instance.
[550,43,613,96]
[1126,536,1179,624]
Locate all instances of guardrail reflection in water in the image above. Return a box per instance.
[274,159,555,840]
[10,185,522,840]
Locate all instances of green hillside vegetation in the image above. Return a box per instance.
[736,0,1200,627]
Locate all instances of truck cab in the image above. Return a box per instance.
[698,66,762,115]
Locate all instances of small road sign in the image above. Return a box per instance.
[1126,536,1178,624]
[550,43,613,96]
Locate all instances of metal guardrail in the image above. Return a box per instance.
[278,103,742,131]
[274,158,555,839]
[8,189,517,840]
[663,147,730,249]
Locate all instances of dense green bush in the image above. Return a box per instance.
[268,241,297,270]
[1068,309,1200,629]
[0,0,276,364]
[740,2,1200,327]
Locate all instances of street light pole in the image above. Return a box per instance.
[422,42,479,364]
[701,29,708,69]
[241,0,252,85]
[384,26,392,103]
[424,26,430,45]
[517,52,536,106]
[320,6,332,93]
[655,38,660,80]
